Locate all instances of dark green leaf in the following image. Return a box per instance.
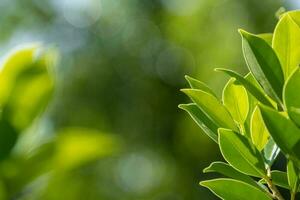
[287,160,299,193]
[259,104,300,166]
[239,29,284,107]
[283,67,300,127]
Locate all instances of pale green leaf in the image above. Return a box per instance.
[222,78,249,124]
[273,12,300,79]
[250,106,270,151]
[181,89,238,131]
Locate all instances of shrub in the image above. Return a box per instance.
[180,10,300,200]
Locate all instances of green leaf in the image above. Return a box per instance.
[185,75,216,97]
[218,128,266,177]
[222,78,249,124]
[260,171,289,190]
[259,104,300,166]
[181,89,238,131]
[200,178,272,200]
[239,29,284,106]
[287,160,299,193]
[0,119,18,161]
[215,68,274,108]
[250,106,270,151]
[203,161,261,189]
[273,12,300,79]
[283,67,300,127]
[54,128,121,170]
[0,45,56,131]
[179,103,218,142]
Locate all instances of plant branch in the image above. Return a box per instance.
[264,169,285,200]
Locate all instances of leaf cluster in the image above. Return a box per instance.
[180,10,300,200]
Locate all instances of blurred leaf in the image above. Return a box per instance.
[203,161,260,189]
[181,89,238,131]
[287,160,299,193]
[53,128,121,170]
[239,29,284,106]
[273,11,300,79]
[222,78,249,125]
[0,45,56,131]
[185,75,217,97]
[179,103,218,142]
[200,178,272,200]
[215,68,273,108]
[259,105,300,166]
[250,106,269,151]
[284,67,300,127]
[218,128,266,177]
[0,119,18,161]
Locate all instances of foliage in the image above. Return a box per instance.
[0,45,120,199]
[180,10,300,200]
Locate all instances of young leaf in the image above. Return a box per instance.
[218,128,266,177]
[287,160,299,194]
[283,67,300,127]
[239,29,284,106]
[250,106,270,151]
[222,78,249,125]
[215,68,274,108]
[259,104,300,166]
[179,103,218,143]
[203,161,261,189]
[181,89,238,131]
[185,75,217,97]
[273,12,300,79]
[200,178,272,200]
[260,171,289,190]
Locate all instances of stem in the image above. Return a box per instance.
[265,169,285,200]
[290,192,295,200]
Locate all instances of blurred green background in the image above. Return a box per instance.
[0,0,299,199]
